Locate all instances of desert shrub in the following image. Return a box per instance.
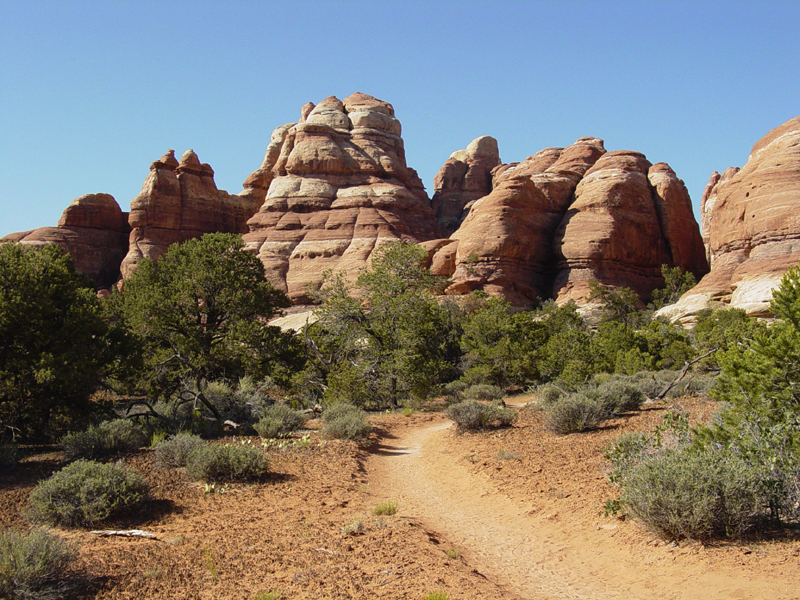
[61,419,148,460]
[443,380,468,402]
[446,400,516,432]
[154,433,205,469]
[595,380,645,414]
[0,528,78,600]
[203,377,275,425]
[462,384,504,402]
[533,383,566,406]
[619,450,763,540]
[0,442,18,471]
[544,393,606,434]
[686,374,717,396]
[631,370,682,399]
[185,443,269,482]
[321,405,372,440]
[253,404,306,439]
[27,459,148,527]
[424,593,449,600]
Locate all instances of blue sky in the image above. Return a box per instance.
[1,0,798,237]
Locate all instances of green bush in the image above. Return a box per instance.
[443,380,468,402]
[203,377,275,425]
[27,459,148,527]
[595,380,645,414]
[533,383,566,406]
[461,384,504,402]
[0,528,78,600]
[544,393,606,434]
[619,450,763,540]
[446,400,516,432]
[185,443,269,483]
[61,419,148,460]
[320,405,372,440]
[253,404,306,439]
[0,442,18,471]
[154,433,205,469]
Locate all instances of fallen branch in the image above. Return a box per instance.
[655,347,719,401]
[90,529,160,540]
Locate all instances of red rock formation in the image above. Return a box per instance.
[1,193,130,288]
[430,139,708,307]
[430,137,607,305]
[553,151,709,304]
[659,115,800,322]
[431,136,500,236]
[120,149,261,279]
[242,93,439,303]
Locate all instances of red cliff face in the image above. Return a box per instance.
[659,115,800,322]
[428,139,708,307]
[242,93,439,303]
[120,149,261,279]
[2,193,130,289]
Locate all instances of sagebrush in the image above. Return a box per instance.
[27,459,148,527]
[185,443,269,482]
[0,528,78,600]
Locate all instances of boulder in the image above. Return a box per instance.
[120,149,261,279]
[242,93,439,303]
[659,115,800,323]
[1,193,130,289]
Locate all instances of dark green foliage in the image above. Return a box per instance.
[154,433,205,469]
[203,378,276,425]
[27,460,148,527]
[118,233,296,404]
[543,393,607,434]
[693,307,764,370]
[619,450,763,540]
[461,384,504,402]
[253,404,306,439]
[446,400,516,432]
[320,404,372,440]
[459,297,538,386]
[695,266,800,524]
[306,241,461,409]
[649,265,697,310]
[588,281,644,328]
[0,442,18,471]
[0,243,121,440]
[0,528,78,600]
[185,443,269,482]
[60,419,148,459]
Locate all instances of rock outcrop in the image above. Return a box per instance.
[120,149,261,279]
[2,193,130,288]
[428,139,708,306]
[658,115,800,322]
[242,93,439,302]
[431,136,500,237]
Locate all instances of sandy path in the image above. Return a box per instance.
[366,415,798,600]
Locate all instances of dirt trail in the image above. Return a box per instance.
[367,413,798,600]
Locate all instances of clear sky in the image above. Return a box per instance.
[1,0,798,237]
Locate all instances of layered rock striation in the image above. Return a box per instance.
[120,149,261,279]
[659,115,800,322]
[431,136,500,237]
[2,193,130,289]
[242,93,439,302]
[428,139,708,306]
